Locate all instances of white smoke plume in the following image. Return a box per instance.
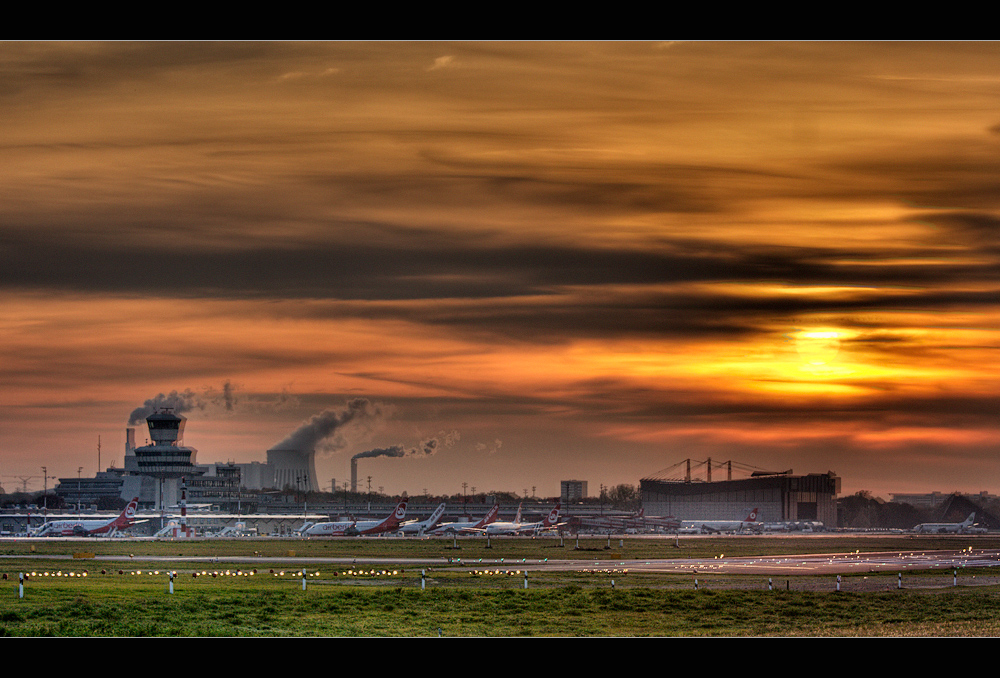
[128,382,300,426]
[476,438,503,455]
[273,398,388,454]
[127,389,205,425]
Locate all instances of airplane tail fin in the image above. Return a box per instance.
[746,508,759,522]
[114,497,140,528]
[429,502,446,527]
[544,502,561,526]
[481,504,500,526]
[388,499,408,526]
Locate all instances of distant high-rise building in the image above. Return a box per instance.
[562,480,588,502]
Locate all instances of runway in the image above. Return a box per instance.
[458,547,1000,577]
[5,545,1000,580]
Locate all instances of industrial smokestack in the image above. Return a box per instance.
[347,431,459,491]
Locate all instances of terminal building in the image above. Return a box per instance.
[640,462,840,526]
[54,410,303,512]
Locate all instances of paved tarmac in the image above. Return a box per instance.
[563,547,1000,576]
[5,543,1000,579]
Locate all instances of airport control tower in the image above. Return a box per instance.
[132,409,197,515]
[132,409,197,477]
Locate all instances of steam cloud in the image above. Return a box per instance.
[220,380,237,412]
[128,389,205,425]
[273,398,387,453]
[353,429,460,460]
[476,438,503,455]
[128,381,297,426]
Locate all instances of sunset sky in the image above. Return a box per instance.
[3,41,1000,500]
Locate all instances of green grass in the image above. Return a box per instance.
[0,533,998,636]
[3,573,1000,636]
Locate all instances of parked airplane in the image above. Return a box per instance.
[913,513,977,534]
[678,508,761,534]
[482,502,563,536]
[34,498,140,537]
[303,499,407,537]
[427,503,501,535]
[397,502,447,536]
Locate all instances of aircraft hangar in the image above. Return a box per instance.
[639,466,840,526]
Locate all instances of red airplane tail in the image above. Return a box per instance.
[386,499,408,527]
[543,502,561,526]
[479,504,500,527]
[113,498,140,528]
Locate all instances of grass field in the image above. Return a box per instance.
[1,533,999,636]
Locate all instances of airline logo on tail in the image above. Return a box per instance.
[119,498,139,525]
[392,500,407,523]
[746,509,758,522]
[481,504,499,526]
[545,503,561,526]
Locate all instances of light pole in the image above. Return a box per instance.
[41,467,48,519]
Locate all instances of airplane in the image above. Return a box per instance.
[426,503,501,535]
[482,502,563,536]
[397,502,447,536]
[34,498,141,537]
[678,508,761,534]
[303,499,407,537]
[912,513,977,534]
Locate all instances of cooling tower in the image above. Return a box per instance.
[266,448,319,492]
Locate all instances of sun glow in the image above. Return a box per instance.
[794,328,842,367]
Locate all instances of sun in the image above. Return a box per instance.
[794,329,842,368]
